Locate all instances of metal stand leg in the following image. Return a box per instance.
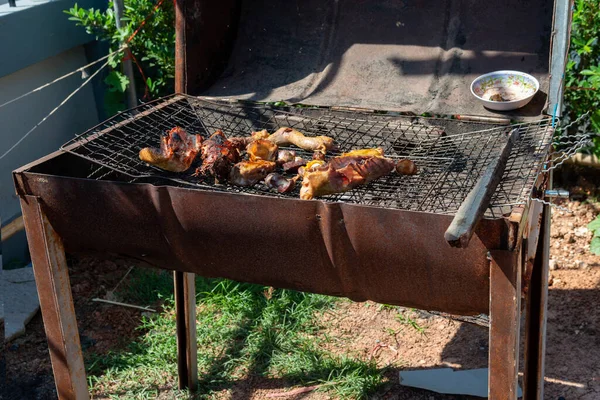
[20,195,90,400]
[174,271,198,392]
[523,204,550,399]
[488,249,522,400]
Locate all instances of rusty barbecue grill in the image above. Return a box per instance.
[62,95,552,217]
[14,0,570,399]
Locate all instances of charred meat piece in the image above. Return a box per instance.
[195,130,241,183]
[396,159,418,175]
[312,151,326,161]
[297,159,325,176]
[339,148,416,175]
[252,129,270,140]
[247,139,279,162]
[306,159,326,170]
[229,160,277,186]
[276,149,296,165]
[264,173,300,193]
[139,127,202,172]
[341,148,384,158]
[282,157,308,173]
[300,156,396,200]
[268,127,335,154]
[228,130,271,150]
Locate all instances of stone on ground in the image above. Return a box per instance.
[2,265,40,342]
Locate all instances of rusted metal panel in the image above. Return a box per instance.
[14,166,513,315]
[190,0,555,119]
[174,0,241,94]
[523,204,551,400]
[174,271,198,391]
[19,195,89,400]
[488,249,521,400]
[522,199,544,298]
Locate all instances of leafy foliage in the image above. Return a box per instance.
[563,0,600,156]
[588,215,600,255]
[66,0,175,115]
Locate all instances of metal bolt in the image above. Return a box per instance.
[545,189,569,198]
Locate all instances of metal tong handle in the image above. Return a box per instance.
[445,128,520,248]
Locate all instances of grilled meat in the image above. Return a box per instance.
[282,157,307,173]
[228,130,270,150]
[229,160,277,186]
[341,148,384,158]
[267,127,335,154]
[312,151,326,161]
[247,139,279,162]
[300,156,395,200]
[139,127,202,172]
[195,130,241,183]
[298,159,325,177]
[264,173,299,193]
[396,159,418,175]
[253,129,270,140]
[276,149,296,165]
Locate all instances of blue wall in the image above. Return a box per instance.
[0,0,107,266]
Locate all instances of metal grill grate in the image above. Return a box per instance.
[62,94,553,217]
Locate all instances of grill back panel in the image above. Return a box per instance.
[176,0,556,118]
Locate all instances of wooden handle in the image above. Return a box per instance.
[445,129,519,248]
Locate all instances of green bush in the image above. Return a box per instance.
[563,0,600,156]
[66,0,175,115]
[589,215,600,255]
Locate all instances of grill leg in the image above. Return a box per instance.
[174,271,198,392]
[20,195,90,400]
[488,249,522,400]
[523,203,550,399]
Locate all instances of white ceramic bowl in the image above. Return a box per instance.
[470,70,539,111]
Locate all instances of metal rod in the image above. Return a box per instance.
[174,271,189,389]
[488,250,522,400]
[113,0,138,109]
[20,195,90,399]
[445,128,520,248]
[455,114,511,125]
[174,271,197,391]
[523,202,551,399]
[91,298,156,312]
[544,189,568,198]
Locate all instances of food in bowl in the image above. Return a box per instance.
[489,93,508,102]
[471,71,539,111]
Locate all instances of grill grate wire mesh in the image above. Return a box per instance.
[62,94,553,217]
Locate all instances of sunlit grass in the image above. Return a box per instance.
[85,268,384,399]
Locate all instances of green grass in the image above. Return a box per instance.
[395,309,427,336]
[85,268,384,399]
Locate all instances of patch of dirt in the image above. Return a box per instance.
[3,200,600,400]
[3,255,150,400]
[550,200,600,270]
